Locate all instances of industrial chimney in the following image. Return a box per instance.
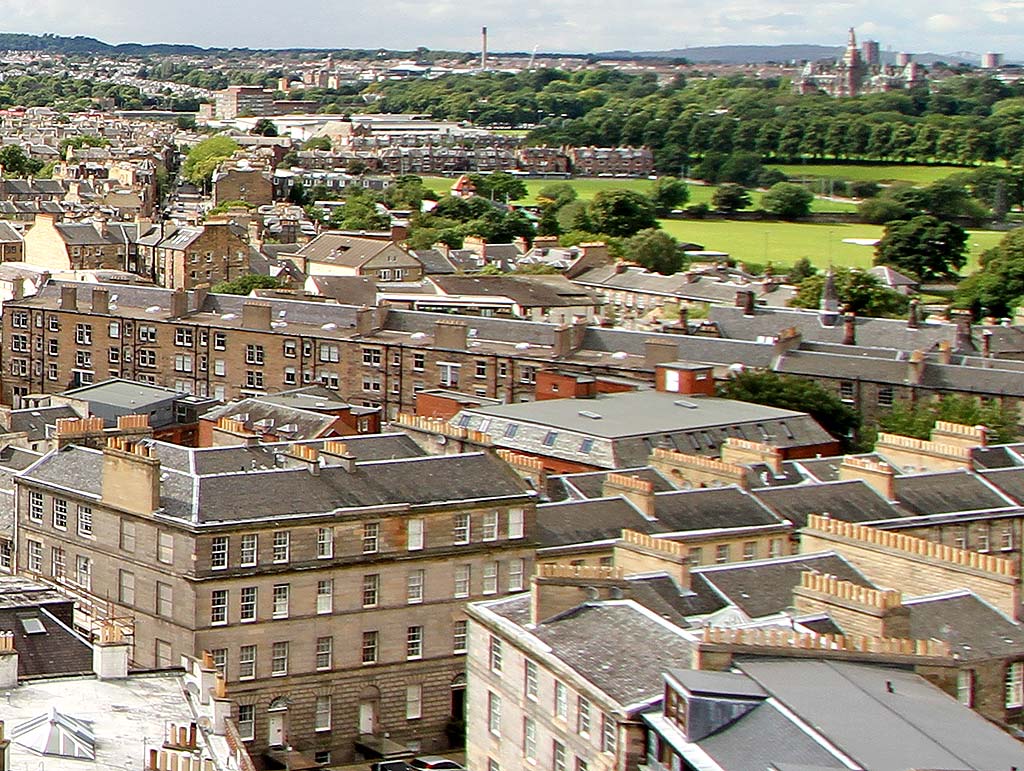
[481,27,488,69]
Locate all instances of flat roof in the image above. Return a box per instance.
[464,391,808,440]
[60,378,183,408]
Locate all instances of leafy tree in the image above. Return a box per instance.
[588,189,657,237]
[303,136,333,151]
[211,274,280,295]
[252,118,278,137]
[207,199,256,215]
[468,171,527,202]
[536,182,577,209]
[954,228,1024,316]
[625,228,684,275]
[718,151,764,187]
[877,395,1018,443]
[287,182,308,205]
[182,136,239,188]
[649,176,689,215]
[346,158,369,176]
[711,183,751,212]
[874,215,967,281]
[0,144,42,177]
[556,200,592,233]
[175,114,197,130]
[849,180,881,199]
[858,197,911,224]
[717,370,860,445]
[787,257,815,283]
[789,267,909,317]
[761,182,813,219]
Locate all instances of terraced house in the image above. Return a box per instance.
[12,431,537,764]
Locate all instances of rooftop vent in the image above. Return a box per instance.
[578,410,602,419]
[674,400,699,409]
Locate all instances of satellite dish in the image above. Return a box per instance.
[436,434,448,446]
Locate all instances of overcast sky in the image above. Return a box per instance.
[5,0,1023,58]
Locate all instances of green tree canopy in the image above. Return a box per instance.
[182,136,239,187]
[954,227,1024,316]
[874,214,968,281]
[711,183,751,212]
[789,267,910,317]
[877,395,1018,443]
[625,228,685,275]
[468,171,527,202]
[760,182,813,219]
[649,176,690,215]
[211,274,280,295]
[716,370,860,446]
[588,189,658,237]
[252,118,278,136]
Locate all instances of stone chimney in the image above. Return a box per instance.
[613,529,689,588]
[91,287,109,314]
[735,289,755,316]
[60,284,78,311]
[907,350,926,385]
[192,284,210,312]
[842,311,856,346]
[241,301,272,330]
[434,319,467,350]
[952,309,973,351]
[793,571,909,639]
[772,327,802,356]
[644,338,679,368]
[212,417,260,447]
[321,440,357,472]
[93,622,129,679]
[169,289,188,319]
[101,437,161,515]
[838,456,896,501]
[937,339,952,365]
[982,328,992,359]
[355,306,378,336]
[721,437,783,475]
[0,632,17,689]
[907,299,919,330]
[931,420,988,450]
[289,443,321,475]
[530,564,627,625]
[602,472,656,517]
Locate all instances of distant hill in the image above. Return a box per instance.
[599,44,982,66]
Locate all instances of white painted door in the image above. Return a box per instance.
[268,713,285,747]
[358,700,377,734]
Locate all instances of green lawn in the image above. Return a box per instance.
[769,163,971,185]
[659,219,1004,271]
[420,175,856,212]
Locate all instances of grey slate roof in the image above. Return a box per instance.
[738,658,1024,771]
[555,467,676,500]
[652,487,784,534]
[903,590,1024,661]
[694,552,876,619]
[20,442,528,524]
[893,470,1015,516]
[536,497,659,547]
[528,601,695,707]
[410,249,457,275]
[200,398,341,440]
[7,405,80,442]
[753,480,905,527]
[431,275,601,308]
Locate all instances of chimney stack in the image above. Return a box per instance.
[170,289,188,319]
[322,440,357,472]
[241,301,272,330]
[434,319,468,351]
[91,287,109,314]
[842,310,856,346]
[907,299,919,329]
[953,308,973,351]
[0,719,11,771]
[93,622,129,679]
[60,284,78,311]
[101,438,161,515]
[481,26,488,69]
[736,289,755,316]
[982,328,992,359]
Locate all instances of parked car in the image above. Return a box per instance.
[371,761,413,771]
[410,757,466,771]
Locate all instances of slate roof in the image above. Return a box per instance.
[893,470,1014,516]
[738,658,1024,771]
[431,275,601,308]
[694,552,876,619]
[573,266,796,308]
[625,572,727,623]
[411,249,457,275]
[753,480,904,527]
[200,398,341,440]
[306,275,378,306]
[0,578,92,677]
[295,232,404,267]
[555,467,676,500]
[21,442,528,524]
[7,405,80,442]
[978,466,1024,505]
[527,601,696,707]
[651,487,784,534]
[903,590,1024,661]
[536,497,659,547]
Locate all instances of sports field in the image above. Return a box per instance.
[769,163,970,185]
[420,175,857,212]
[658,219,1003,271]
